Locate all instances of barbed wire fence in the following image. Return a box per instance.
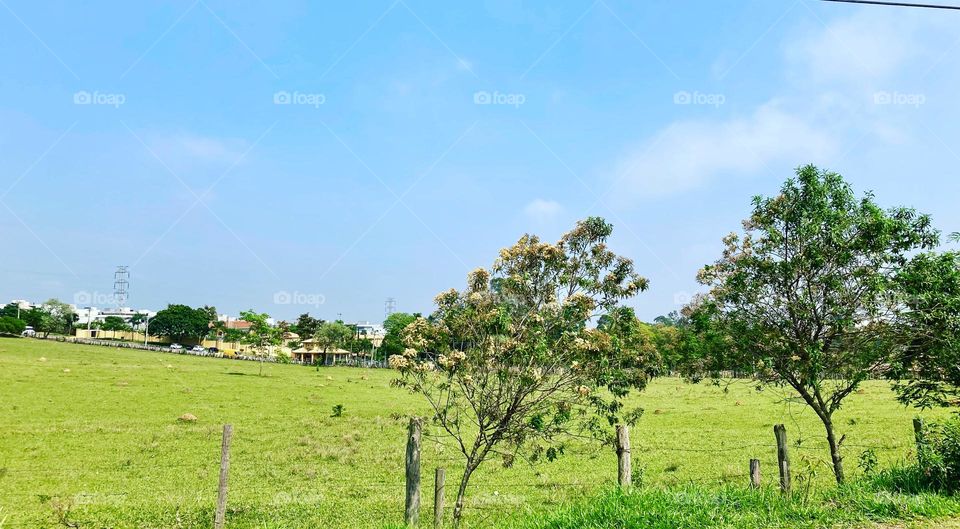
[0,412,921,529]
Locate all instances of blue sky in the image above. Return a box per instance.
[2,0,959,322]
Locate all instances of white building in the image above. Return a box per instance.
[73,306,154,325]
[353,321,385,338]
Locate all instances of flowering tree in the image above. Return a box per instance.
[390,217,657,525]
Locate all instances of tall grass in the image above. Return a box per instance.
[498,478,960,529]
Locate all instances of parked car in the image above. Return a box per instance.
[21,326,35,337]
[207,347,219,355]
[190,345,206,354]
[169,343,183,350]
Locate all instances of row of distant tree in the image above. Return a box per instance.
[0,299,76,337]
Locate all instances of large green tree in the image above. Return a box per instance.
[0,316,26,336]
[392,217,655,525]
[692,165,938,484]
[292,313,324,339]
[21,299,74,337]
[379,312,417,359]
[101,316,131,332]
[149,305,211,343]
[890,250,960,408]
[312,321,353,365]
[0,303,20,319]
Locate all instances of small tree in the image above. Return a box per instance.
[693,165,938,484]
[391,218,656,525]
[129,313,147,331]
[240,310,281,376]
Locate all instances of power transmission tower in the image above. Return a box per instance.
[113,266,129,308]
[385,297,397,319]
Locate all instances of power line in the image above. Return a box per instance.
[821,0,960,10]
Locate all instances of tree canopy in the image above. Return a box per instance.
[690,164,938,484]
[101,316,131,332]
[149,305,211,342]
[240,310,283,375]
[391,217,655,524]
[292,313,324,338]
[891,250,960,408]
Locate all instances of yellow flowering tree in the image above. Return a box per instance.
[390,217,656,525]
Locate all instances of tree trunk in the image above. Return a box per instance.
[452,465,475,528]
[820,413,844,484]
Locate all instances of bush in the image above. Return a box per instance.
[0,316,26,336]
[917,415,960,491]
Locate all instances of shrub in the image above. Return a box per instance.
[917,415,960,491]
[0,316,26,336]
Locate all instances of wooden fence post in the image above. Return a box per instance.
[616,424,632,488]
[774,424,790,494]
[214,424,233,529]
[405,417,423,527]
[913,417,925,462]
[749,459,761,488]
[434,467,445,529]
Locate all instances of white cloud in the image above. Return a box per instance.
[607,7,958,203]
[610,102,835,199]
[523,198,563,222]
[785,10,918,85]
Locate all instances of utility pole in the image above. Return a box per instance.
[144,315,151,345]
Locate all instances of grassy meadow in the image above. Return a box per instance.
[0,337,954,528]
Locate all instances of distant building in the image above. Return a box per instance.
[73,306,153,325]
[352,321,385,347]
[291,339,359,365]
[9,299,33,310]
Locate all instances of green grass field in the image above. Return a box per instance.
[0,337,954,528]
